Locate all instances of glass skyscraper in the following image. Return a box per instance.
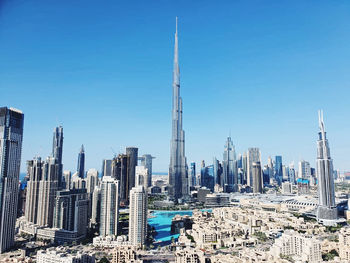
[0,107,24,253]
[275,156,283,185]
[77,145,85,178]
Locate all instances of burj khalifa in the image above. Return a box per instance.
[316,110,338,225]
[169,17,188,200]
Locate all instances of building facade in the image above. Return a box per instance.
[0,107,24,253]
[129,186,147,247]
[99,176,119,236]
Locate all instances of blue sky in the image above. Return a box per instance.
[1,0,350,173]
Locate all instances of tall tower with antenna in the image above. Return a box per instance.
[316,110,337,225]
[168,17,188,200]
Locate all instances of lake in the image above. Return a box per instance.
[148,210,193,245]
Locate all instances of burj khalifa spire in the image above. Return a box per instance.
[169,17,188,200]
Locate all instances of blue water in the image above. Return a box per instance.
[148,210,193,245]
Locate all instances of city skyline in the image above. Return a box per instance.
[1,1,350,173]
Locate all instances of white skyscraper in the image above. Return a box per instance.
[86,168,99,195]
[99,176,119,236]
[129,185,147,247]
[316,110,337,225]
[298,160,311,179]
[136,166,148,190]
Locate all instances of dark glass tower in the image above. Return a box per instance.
[169,17,188,200]
[112,154,128,204]
[52,126,63,187]
[126,147,138,202]
[0,107,24,253]
[77,145,85,178]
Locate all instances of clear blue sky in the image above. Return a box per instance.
[1,0,350,173]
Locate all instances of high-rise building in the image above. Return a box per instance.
[53,188,89,238]
[101,159,112,177]
[86,168,99,220]
[242,152,248,185]
[77,145,85,178]
[37,156,60,227]
[316,110,337,225]
[247,148,261,187]
[136,166,148,190]
[275,156,283,185]
[52,126,63,188]
[86,169,99,195]
[129,186,147,247]
[289,163,296,184]
[252,162,263,193]
[267,156,274,184]
[189,162,196,188]
[126,147,138,201]
[213,158,223,187]
[282,165,289,182]
[25,157,44,224]
[222,137,237,192]
[62,170,71,190]
[112,154,128,204]
[91,186,101,225]
[138,154,155,187]
[298,160,311,179]
[201,165,214,192]
[169,17,188,201]
[0,107,24,253]
[100,176,119,236]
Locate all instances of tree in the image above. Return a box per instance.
[99,257,110,263]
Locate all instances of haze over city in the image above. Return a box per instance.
[1,0,350,173]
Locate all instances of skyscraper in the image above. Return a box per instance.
[222,137,237,192]
[316,110,337,225]
[52,126,63,188]
[247,148,261,187]
[86,168,99,195]
[101,159,112,177]
[100,176,119,236]
[189,162,196,188]
[136,166,148,190]
[62,170,71,190]
[275,156,283,185]
[138,154,155,187]
[129,185,147,247]
[77,145,85,178]
[53,188,89,238]
[169,17,188,200]
[298,160,311,179]
[86,168,99,220]
[0,107,24,253]
[252,162,263,193]
[37,156,60,227]
[25,157,43,224]
[126,147,138,201]
[112,154,128,204]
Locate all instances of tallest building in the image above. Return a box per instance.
[169,17,188,200]
[316,110,337,225]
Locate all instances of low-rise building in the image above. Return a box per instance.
[36,247,95,263]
